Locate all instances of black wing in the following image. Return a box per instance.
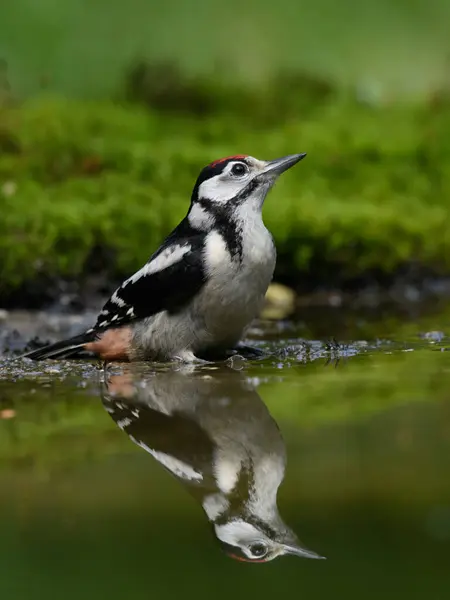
[102,396,215,478]
[89,231,207,334]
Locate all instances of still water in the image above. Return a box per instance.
[1,308,450,599]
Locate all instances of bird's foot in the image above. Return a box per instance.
[173,350,210,364]
[194,345,266,364]
[229,344,266,360]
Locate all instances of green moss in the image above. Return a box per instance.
[1,94,450,294]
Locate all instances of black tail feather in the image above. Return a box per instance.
[21,332,96,361]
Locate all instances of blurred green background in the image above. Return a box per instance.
[2,6,450,596]
[2,0,450,99]
[1,0,450,304]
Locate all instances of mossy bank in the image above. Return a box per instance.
[1,92,450,307]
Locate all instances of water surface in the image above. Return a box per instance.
[1,307,450,599]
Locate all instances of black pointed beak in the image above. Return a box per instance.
[264,153,306,176]
[284,543,326,560]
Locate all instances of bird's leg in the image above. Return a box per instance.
[173,350,210,364]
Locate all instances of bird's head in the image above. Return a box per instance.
[189,154,306,224]
[214,519,325,564]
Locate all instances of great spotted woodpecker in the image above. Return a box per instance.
[102,366,324,563]
[24,153,306,362]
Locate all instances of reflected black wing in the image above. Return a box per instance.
[102,397,215,481]
[88,232,207,334]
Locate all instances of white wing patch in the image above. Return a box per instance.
[129,436,203,482]
[110,290,126,307]
[126,244,191,285]
[117,417,133,429]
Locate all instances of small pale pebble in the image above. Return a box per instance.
[421,331,445,342]
[262,283,296,320]
[1,181,17,197]
[0,409,16,420]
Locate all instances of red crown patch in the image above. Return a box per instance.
[209,155,248,167]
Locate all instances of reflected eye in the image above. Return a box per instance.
[249,543,268,558]
[230,162,248,177]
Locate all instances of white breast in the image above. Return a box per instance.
[195,220,276,346]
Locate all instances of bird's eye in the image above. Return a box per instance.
[249,543,268,558]
[230,162,248,177]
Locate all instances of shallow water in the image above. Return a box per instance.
[1,305,450,599]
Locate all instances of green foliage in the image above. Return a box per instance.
[1,92,450,293]
[3,0,450,101]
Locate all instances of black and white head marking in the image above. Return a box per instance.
[214,518,324,563]
[188,154,305,260]
[187,156,258,260]
[191,155,260,204]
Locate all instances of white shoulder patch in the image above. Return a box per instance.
[213,447,241,494]
[214,520,267,550]
[129,436,203,482]
[126,244,191,285]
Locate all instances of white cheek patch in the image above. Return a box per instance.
[214,521,269,556]
[198,174,250,203]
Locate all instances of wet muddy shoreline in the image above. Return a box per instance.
[2,296,449,359]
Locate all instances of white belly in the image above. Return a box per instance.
[131,225,276,361]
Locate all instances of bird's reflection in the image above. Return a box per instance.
[101,366,324,563]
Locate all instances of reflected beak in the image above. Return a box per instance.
[284,544,326,560]
[263,153,306,177]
